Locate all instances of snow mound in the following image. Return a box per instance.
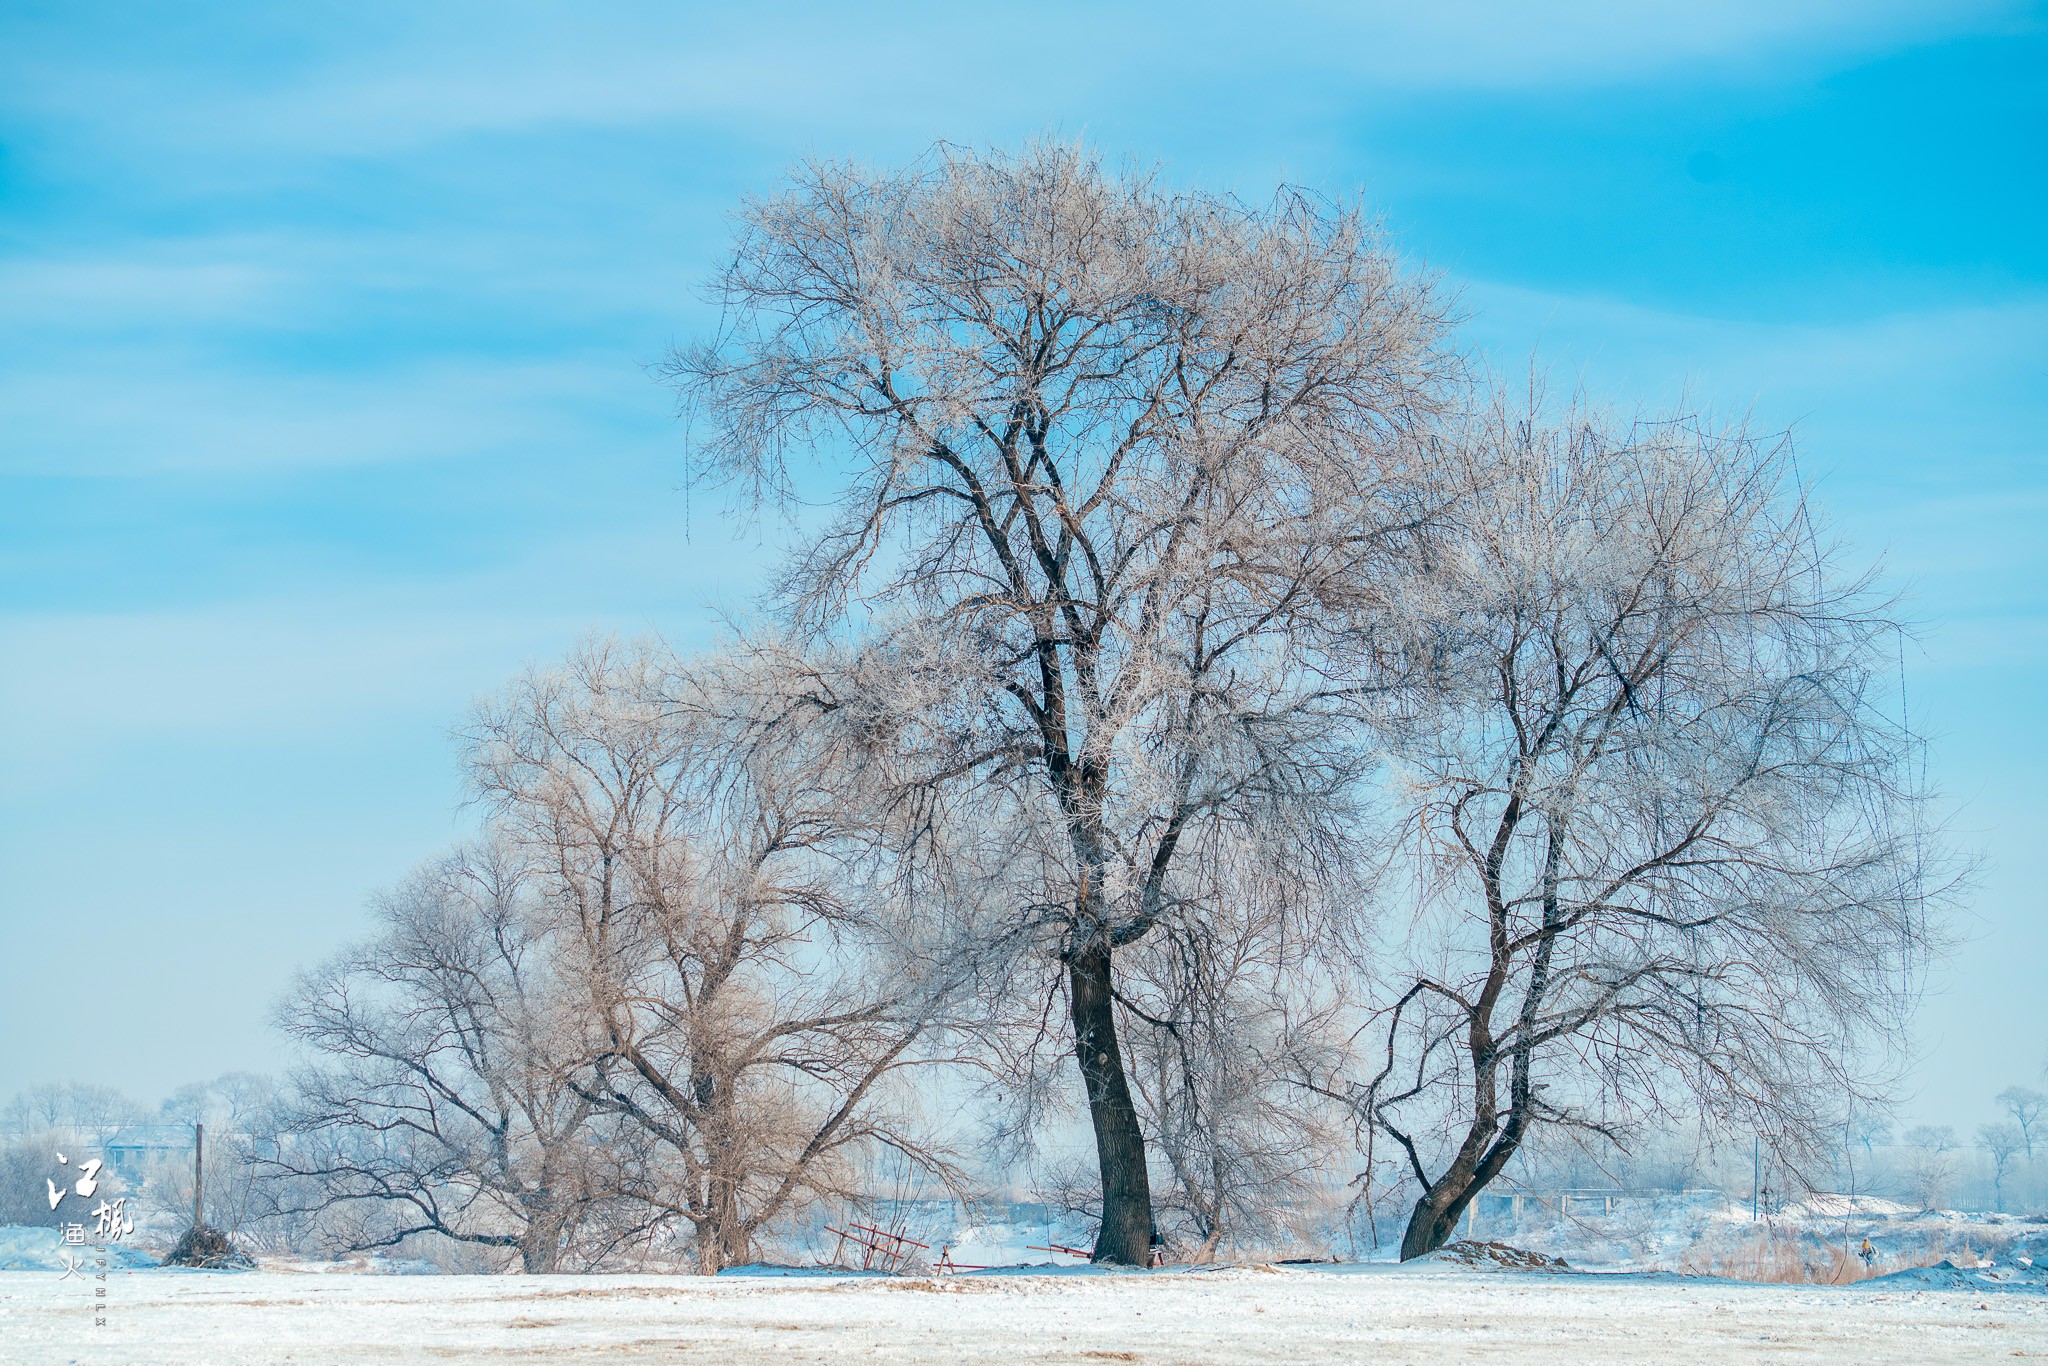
[0,1226,160,1273]
[1416,1240,1570,1271]
[1853,1258,2048,1295]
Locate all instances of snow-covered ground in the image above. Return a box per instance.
[2,1258,2043,1364]
[4,1201,2045,1363]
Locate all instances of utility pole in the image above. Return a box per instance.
[1751,1136,1760,1223]
[194,1123,205,1229]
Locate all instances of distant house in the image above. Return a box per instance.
[103,1124,194,1173]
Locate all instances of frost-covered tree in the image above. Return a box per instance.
[1848,1109,1894,1163]
[1979,1122,2023,1211]
[665,141,1452,1263]
[1,1082,140,1139]
[270,842,627,1273]
[1311,389,1945,1259]
[463,639,971,1274]
[159,1073,276,1130]
[1997,1086,2045,1160]
[1903,1124,1959,1210]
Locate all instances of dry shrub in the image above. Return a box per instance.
[161,1223,254,1269]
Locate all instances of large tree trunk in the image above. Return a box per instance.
[1069,943,1155,1265]
[520,1208,567,1274]
[1398,1122,1524,1260]
[1398,1176,1478,1261]
[696,1172,750,1275]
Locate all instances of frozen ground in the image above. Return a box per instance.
[2,1259,2044,1365]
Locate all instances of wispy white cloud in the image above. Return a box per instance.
[0,351,665,477]
[0,512,767,775]
[0,1,2026,165]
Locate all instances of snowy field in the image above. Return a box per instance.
[3,1261,2045,1365]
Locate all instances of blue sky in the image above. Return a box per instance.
[1,1,2042,1133]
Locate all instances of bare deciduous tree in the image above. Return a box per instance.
[1997,1086,2045,1160]
[1310,389,1945,1259]
[1,1083,139,1141]
[464,639,968,1274]
[1903,1124,1959,1210]
[665,141,1453,1262]
[1978,1122,2023,1211]
[270,842,623,1273]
